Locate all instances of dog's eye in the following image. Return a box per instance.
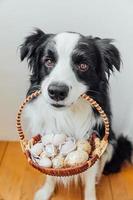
[78,63,89,72]
[45,58,55,68]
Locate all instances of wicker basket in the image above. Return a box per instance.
[16,90,110,176]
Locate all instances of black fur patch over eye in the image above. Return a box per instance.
[41,48,57,69]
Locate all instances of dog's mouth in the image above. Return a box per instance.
[51,104,66,108]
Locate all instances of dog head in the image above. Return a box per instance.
[20,29,121,109]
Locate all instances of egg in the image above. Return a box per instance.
[64,150,89,167]
[45,144,57,158]
[30,143,44,156]
[41,134,54,145]
[53,134,67,146]
[60,140,76,156]
[38,157,52,168]
[77,139,91,154]
[66,136,76,143]
[52,155,65,168]
[40,151,47,158]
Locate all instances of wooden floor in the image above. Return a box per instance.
[0,142,133,200]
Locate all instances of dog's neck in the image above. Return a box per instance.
[24,94,101,139]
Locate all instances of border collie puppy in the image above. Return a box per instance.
[20,29,132,200]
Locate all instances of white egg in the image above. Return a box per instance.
[52,155,64,168]
[60,140,76,156]
[66,136,76,143]
[30,143,44,156]
[64,150,89,167]
[45,144,57,158]
[38,157,52,168]
[41,134,54,145]
[77,139,91,153]
[53,134,67,146]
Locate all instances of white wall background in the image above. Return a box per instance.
[0,0,133,140]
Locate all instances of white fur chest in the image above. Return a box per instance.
[24,95,98,139]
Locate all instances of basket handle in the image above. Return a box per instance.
[16,91,110,153]
[16,91,41,151]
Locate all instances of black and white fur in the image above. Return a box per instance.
[20,29,133,200]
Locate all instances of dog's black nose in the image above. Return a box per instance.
[48,82,69,101]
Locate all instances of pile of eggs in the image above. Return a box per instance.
[29,134,92,168]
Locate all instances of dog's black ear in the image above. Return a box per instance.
[94,38,121,77]
[20,28,49,62]
[20,29,51,87]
